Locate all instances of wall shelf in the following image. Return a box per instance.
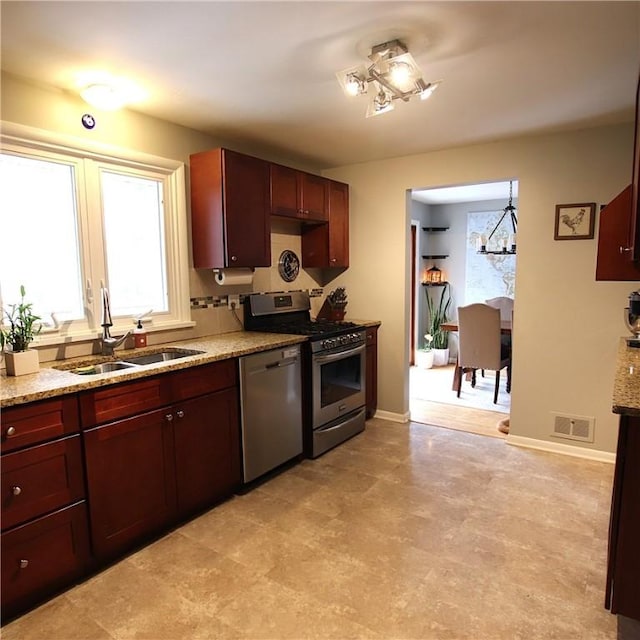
[422,254,448,260]
[421,282,449,287]
[422,227,449,232]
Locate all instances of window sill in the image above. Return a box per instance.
[32,320,196,348]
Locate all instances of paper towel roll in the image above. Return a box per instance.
[213,268,254,286]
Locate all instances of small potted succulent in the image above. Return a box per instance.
[1,285,42,376]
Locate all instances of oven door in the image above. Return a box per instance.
[312,342,366,429]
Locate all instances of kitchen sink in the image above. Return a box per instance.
[69,362,137,375]
[122,349,204,366]
[55,348,205,375]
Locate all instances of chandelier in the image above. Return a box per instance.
[477,181,518,255]
[336,39,441,117]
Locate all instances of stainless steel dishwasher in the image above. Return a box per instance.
[239,345,303,483]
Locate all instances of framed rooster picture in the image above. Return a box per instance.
[554,202,596,240]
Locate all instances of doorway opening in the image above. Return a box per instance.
[408,180,518,437]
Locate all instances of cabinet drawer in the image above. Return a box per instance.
[79,375,164,426]
[1,502,90,620]
[170,360,237,402]
[2,435,85,531]
[1,396,79,454]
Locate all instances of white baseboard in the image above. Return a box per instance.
[373,409,410,423]
[507,435,616,463]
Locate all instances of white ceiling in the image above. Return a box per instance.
[412,180,518,205]
[1,1,639,170]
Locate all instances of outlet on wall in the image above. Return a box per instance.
[228,294,240,310]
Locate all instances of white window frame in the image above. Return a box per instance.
[0,121,193,346]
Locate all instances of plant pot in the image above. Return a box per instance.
[4,349,40,376]
[432,348,450,367]
[415,350,434,369]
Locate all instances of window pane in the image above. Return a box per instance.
[0,152,84,322]
[100,170,168,317]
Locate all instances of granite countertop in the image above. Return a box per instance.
[612,338,640,416]
[0,332,307,408]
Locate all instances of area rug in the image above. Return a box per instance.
[410,364,510,414]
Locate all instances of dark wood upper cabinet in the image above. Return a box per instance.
[270,163,329,222]
[302,179,349,268]
[631,73,640,262]
[596,72,640,280]
[190,148,271,269]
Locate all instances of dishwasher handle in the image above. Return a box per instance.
[265,359,291,369]
[248,356,299,374]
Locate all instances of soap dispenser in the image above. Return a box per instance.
[133,318,147,348]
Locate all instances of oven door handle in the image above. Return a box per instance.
[314,343,365,364]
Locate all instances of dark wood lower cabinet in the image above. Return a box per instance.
[83,409,178,561]
[1,502,90,619]
[173,388,240,516]
[1,360,242,621]
[606,415,640,621]
[366,326,378,419]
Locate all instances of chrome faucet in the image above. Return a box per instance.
[99,287,132,356]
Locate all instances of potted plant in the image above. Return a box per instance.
[415,334,434,369]
[425,283,451,366]
[1,285,42,376]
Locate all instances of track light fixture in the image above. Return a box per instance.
[336,39,441,117]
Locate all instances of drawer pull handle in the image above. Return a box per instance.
[6,426,17,438]
[176,410,185,419]
[12,486,22,496]
[165,414,174,422]
[19,559,29,569]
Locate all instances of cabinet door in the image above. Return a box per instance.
[302,180,349,268]
[190,148,270,269]
[327,180,349,266]
[607,416,640,620]
[2,435,85,531]
[173,388,240,516]
[1,502,90,620]
[300,173,329,222]
[270,163,300,218]
[223,149,271,267]
[365,327,378,419]
[83,409,177,560]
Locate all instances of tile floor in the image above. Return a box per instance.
[3,418,636,639]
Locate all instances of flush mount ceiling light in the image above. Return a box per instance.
[477,181,518,255]
[336,39,441,118]
[79,77,145,111]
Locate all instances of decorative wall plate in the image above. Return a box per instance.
[278,250,300,282]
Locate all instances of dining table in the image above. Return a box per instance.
[441,320,512,335]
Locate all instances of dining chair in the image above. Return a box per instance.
[485,296,514,321]
[456,303,511,404]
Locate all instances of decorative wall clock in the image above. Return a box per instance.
[278,250,300,282]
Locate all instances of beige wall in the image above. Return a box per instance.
[2,72,636,454]
[323,124,635,454]
[1,73,325,362]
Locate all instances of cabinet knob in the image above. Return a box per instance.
[5,426,17,438]
[12,486,22,496]
[230,255,238,262]
[19,559,29,569]
[176,410,185,419]
[330,258,337,263]
[165,413,174,422]
[620,246,632,254]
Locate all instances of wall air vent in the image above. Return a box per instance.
[551,413,595,443]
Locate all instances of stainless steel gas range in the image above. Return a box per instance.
[244,291,366,458]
